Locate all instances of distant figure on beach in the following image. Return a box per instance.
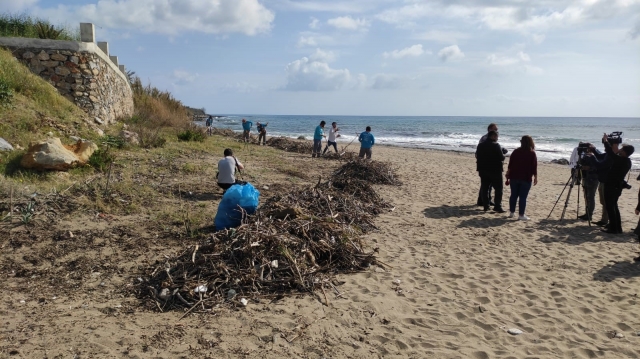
[217,148,244,193]
[256,122,268,145]
[476,130,505,213]
[358,126,375,160]
[323,122,340,155]
[312,121,326,158]
[206,115,213,136]
[586,134,634,234]
[241,118,253,143]
[476,123,498,207]
[505,135,537,220]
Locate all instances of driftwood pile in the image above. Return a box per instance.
[137,160,400,312]
[266,136,312,154]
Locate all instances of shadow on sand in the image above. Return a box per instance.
[422,205,482,219]
[536,218,636,245]
[593,260,640,282]
[457,216,510,228]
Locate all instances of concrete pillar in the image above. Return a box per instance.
[97,41,109,56]
[119,64,126,74]
[80,23,95,43]
[109,56,119,66]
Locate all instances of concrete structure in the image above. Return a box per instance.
[80,23,95,43]
[0,23,133,125]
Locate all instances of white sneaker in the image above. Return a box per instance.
[508,212,515,218]
[518,215,530,221]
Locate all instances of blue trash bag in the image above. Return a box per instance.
[214,182,260,230]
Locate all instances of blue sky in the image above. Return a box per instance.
[3,0,640,117]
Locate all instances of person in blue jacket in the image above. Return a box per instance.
[358,126,375,159]
[241,118,253,143]
[312,120,326,158]
[205,115,214,136]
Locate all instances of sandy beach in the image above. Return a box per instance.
[2,143,640,359]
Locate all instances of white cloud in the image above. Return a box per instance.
[309,17,320,29]
[375,1,640,33]
[172,70,197,85]
[370,74,410,90]
[438,45,465,62]
[298,36,318,47]
[485,51,543,75]
[383,44,425,59]
[327,16,369,30]
[284,56,352,91]
[413,30,470,43]
[33,0,274,36]
[276,0,374,13]
[309,48,336,62]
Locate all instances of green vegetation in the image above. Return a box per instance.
[0,13,79,40]
[124,76,190,148]
[177,126,206,142]
[0,47,92,174]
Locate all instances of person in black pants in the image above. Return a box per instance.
[476,130,506,213]
[587,134,634,234]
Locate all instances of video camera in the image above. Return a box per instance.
[606,132,623,145]
[576,142,591,156]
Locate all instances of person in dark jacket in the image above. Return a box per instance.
[476,123,498,206]
[476,130,506,212]
[506,135,538,220]
[579,143,601,222]
[587,133,634,234]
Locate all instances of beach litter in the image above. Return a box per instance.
[507,328,524,335]
[136,160,400,312]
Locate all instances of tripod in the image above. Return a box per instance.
[547,167,592,226]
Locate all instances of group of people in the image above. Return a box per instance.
[214,120,377,193]
[240,118,269,145]
[475,122,639,242]
[575,135,636,237]
[312,120,375,159]
[476,123,538,220]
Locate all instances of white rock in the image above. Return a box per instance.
[69,136,81,142]
[194,285,208,293]
[158,288,171,301]
[507,328,523,335]
[392,279,401,285]
[271,260,279,268]
[94,117,104,125]
[615,332,624,339]
[0,137,14,151]
[240,298,248,306]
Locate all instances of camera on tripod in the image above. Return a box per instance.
[606,132,623,145]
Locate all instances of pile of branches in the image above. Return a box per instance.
[137,161,399,312]
[266,136,312,154]
[332,160,402,185]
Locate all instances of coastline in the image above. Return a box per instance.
[2,135,640,357]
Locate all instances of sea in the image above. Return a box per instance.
[198,115,640,168]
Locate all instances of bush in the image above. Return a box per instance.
[177,127,205,142]
[0,78,13,107]
[88,149,115,172]
[101,134,125,149]
[0,13,79,40]
[130,124,166,148]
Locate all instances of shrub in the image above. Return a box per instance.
[130,124,166,148]
[0,13,79,41]
[88,149,115,172]
[177,127,205,142]
[101,134,125,149]
[0,78,13,106]
[34,21,63,39]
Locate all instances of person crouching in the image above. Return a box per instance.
[217,148,244,193]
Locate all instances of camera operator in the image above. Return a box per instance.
[585,133,634,234]
[577,143,600,222]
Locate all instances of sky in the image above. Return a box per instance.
[3,0,640,117]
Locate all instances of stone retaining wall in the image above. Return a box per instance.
[0,36,133,125]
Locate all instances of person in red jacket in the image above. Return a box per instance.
[506,135,538,221]
[635,175,640,242]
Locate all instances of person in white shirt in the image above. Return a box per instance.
[322,122,340,155]
[217,148,244,192]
